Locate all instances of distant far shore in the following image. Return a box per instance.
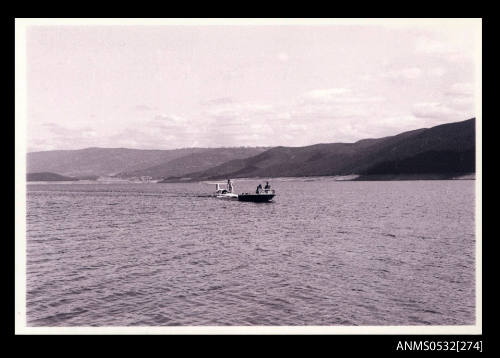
[27,118,475,184]
[27,172,476,184]
[353,173,476,181]
[158,173,476,183]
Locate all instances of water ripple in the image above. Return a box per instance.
[26,180,475,326]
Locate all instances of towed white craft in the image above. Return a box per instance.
[209,181,238,200]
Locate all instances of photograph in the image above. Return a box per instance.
[15,18,482,336]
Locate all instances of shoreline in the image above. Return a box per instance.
[25,173,475,184]
[353,173,476,181]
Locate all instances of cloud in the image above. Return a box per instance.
[34,116,201,151]
[448,97,474,111]
[302,88,351,102]
[30,123,102,150]
[295,89,386,125]
[413,34,474,63]
[415,37,457,56]
[201,97,234,106]
[204,101,274,120]
[154,114,185,123]
[411,102,460,120]
[106,116,207,149]
[31,83,474,151]
[439,82,475,113]
[277,52,289,62]
[42,122,97,137]
[446,82,474,97]
[132,104,156,111]
[362,65,447,83]
[198,88,384,145]
[381,67,423,80]
[301,90,384,105]
[429,67,447,77]
[293,103,371,120]
[42,122,74,136]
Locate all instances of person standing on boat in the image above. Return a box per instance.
[256,183,262,194]
[264,181,271,191]
[227,179,233,193]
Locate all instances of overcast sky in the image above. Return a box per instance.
[26,21,479,152]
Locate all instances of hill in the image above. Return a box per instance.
[27,147,266,178]
[28,119,475,182]
[116,147,269,179]
[177,118,475,181]
[27,172,78,182]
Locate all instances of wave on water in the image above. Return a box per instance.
[26,180,475,326]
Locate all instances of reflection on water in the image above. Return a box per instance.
[26,179,475,326]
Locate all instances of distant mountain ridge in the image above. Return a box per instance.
[116,147,269,179]
[27,146,269,178]
[27,172,78,182]
[27,118,475,182]
[27,147,204,177]
[171,118,475,181]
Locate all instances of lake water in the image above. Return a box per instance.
[26,179,476,326]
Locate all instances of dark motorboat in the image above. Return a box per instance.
[238,189,275,202]
[207,179,276,202]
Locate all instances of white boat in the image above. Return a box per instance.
[210,181,238,200]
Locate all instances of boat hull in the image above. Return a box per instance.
[238,193,275,202]
[215,193,238,200]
